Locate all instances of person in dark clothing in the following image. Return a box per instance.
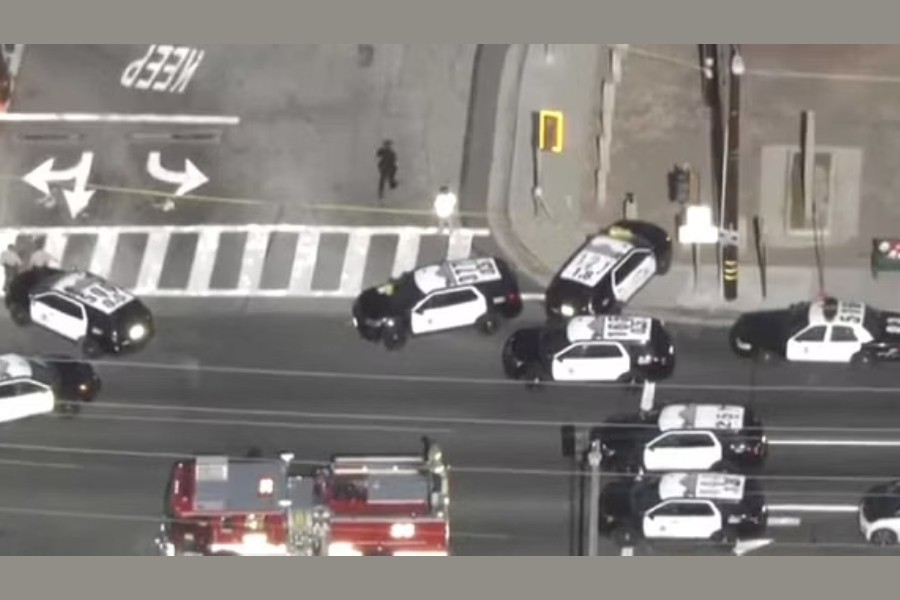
[376,140,398,200]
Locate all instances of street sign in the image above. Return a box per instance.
[538,109,564,153]
[678,205,718,244]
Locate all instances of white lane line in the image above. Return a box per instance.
[620,546,634,556]
[0,458,82,470]
[288,230,320,294]
[89,230,119,279]
[767,516,802,527]
[338,230,371,295]
[0,113,242,125]
[134,230,171,293]
[237,228,270,292]
[446,228,476,260]
[392,230,421,277]
[766,504,858,513]
[186,228,220,293]
[522,293,543,301]
[769,439,900,447]
[0,225,492,236]
[640,381,656,412]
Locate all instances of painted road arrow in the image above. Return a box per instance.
[22,152,95,219]
[733,538,774,556]
[146,151,208,196]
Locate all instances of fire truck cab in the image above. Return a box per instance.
[155,440,450,557]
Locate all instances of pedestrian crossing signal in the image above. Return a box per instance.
[538,110,564,153]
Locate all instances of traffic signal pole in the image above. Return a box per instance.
[721,45,742,301]
[587,439,602,556]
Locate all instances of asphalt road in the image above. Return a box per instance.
[0,44,476,228]
[0,299,897,555]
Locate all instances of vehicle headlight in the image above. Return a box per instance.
[560,305,575,318]
[128,323,147,341]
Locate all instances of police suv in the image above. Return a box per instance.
[544,220,672,320]
[858,480,900,546]
[730,296,900,365]
[590,403,768,473]
[598,471,768,545]
[501,314,675,386]
[0,352,101,420]
[6,268,155,357]
[352,256,523,349]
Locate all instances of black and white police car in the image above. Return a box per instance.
[352,256,523,349]
[730,296,900,365]
[858,480,900,546]
[501,314,675,386]
[0,352,101,419]
[598,471,767,545]
[5,268,155,357]
[590,403,768,473]
[544,220,672,320]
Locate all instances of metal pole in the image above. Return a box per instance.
[587,439,602,556]
[722,45,742,301]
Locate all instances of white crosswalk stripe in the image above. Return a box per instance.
[0,225,493,298]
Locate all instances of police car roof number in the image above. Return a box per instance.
[560,248,618,287]
[602,316,650,341]
[694,473,745,500]
[448,258,501,286]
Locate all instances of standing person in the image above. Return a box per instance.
[376,140,398,200]
[433,186,459,234]
[28,239,56,273]
[0,244,22,293]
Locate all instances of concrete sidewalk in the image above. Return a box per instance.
[485,43,900,325]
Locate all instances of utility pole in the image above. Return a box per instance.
[721,44,743,301]
[587,439,602,556]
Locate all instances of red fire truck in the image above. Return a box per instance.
[155,439,450,556]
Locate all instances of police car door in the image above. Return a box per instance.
[410,287,485,334]
[826,324,863,362]
[31,293,88,341]
[644,499,715,539]
[643,431,721,471]
[786,325,829,362]
[0,379,55,423]
[612,250,656,304]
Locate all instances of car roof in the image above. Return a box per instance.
[657,404,746,432]
[557,234,635,288]
[658,472,747,503]
[566,315,653,344]
[807,298,866,327]
[413,257,505,295]
[49,270,136,315]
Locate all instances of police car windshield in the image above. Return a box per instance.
[630,481,662,513]
[391,272,427,305]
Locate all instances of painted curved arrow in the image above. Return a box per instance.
[146,151,208,196]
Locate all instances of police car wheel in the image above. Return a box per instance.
[54,400,80,419]
[756,349,781,364]
[382,327,406,350]
[8,303,30,326]
[871,529,898,546]
[711,529,736,545]
[614,526,636,546]
[710,460,736,473]
[475,312,499,335]
[850,351,874,367]
[79,337,103,358]
[655,252,672,276]
[523,367,546,391]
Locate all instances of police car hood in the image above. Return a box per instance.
[731,309,794,347]
[355,286,400,320]
[598,480,636,519]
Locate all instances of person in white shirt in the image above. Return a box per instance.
[433,186,459,234]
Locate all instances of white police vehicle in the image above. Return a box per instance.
[730,296,900,365]
[859,480,900,546]
[544,220,672,320]
[0,352,101,420]
[352,256,523,349]
[501,315,675,387]
[5,268,155,357]
[590,403,768,473]
[598,471,768,545]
